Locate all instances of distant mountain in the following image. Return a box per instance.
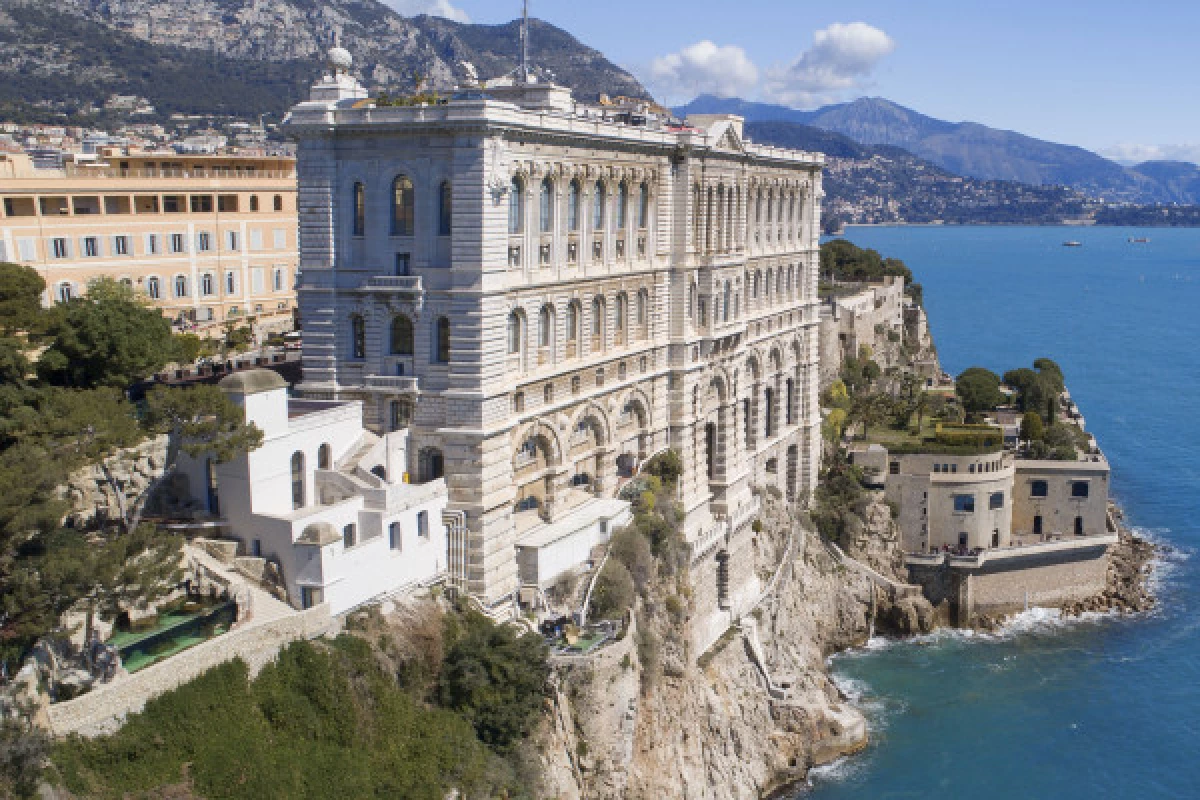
[742,120,1095,229]
[0,0,648,122]
[679,95,1175,204]
[1130,161,1200,204]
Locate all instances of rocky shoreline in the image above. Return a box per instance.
[1064,525,1157,617]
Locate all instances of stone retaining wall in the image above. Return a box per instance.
[47,604,335,738]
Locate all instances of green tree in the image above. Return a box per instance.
[37,279,174,389]
[1033,358,1065,392]
[955,367,1005,413]
[589,558,636,619]
[0,262,46,336]
[438,611,549,754]
[0,338,30,385]
[608,527,653,593]
[1019,410,1045,442]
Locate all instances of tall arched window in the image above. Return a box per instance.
[439,180,453,236]
[539,304,554,348]
[509,177,524,234]
[507,311,522,355]
[391,175,414,236]
[592,182,606,230]
[753,271,761,299]
[615,293,626,332]
[435,317,451,363]
[291,451,305,509]
[540,177,554,233]
[776,269,784,297]
[723,281,732,323]
[147,276,161,300]
[568,180,581,232]
[616,183,629,230]
[318,443,332,470]
[591,296,605,336]
[352,182,365,236]
[351,314,366,359]
[765,268,774,300]
[566,301,580,342]
[638,183,650,229]
[687,283,695,319]
[391,315,413,355]
[637,289,648,327]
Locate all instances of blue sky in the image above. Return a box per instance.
[387,0,1200,163]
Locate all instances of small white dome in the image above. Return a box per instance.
[328,47,353,72]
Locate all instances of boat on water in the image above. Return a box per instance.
[1063,241,1083,247]
[1129,237,1150,243]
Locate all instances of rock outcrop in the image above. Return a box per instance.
[531,495,891,799]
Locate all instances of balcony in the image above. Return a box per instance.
[358,275,423,293]
[365,375,419,393]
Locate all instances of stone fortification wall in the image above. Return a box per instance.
[46,605,334,738]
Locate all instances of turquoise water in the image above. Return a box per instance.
[806,226,1200,799]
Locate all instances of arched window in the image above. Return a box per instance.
[540,177,554,233]
[274,194,283,212]
[723,281,732,323]
[638,183,650,229]
[291,451,305,509]
[615,293,627,332]
[591,296,605,336]
[538,304,554,348]
[509,177,524,234]
[435,317,451,363]
[391,175,414,236]
[507,311,522,355]
[318,444,332,470]
[352,182,365,236]
[201,273,214,296]
[687,283,695,319]
[616,183,629,231]
[174,275,188,298]
[147,277,161,300]
[391,315,414,355]
[753,271,761,299]
[765,268,774,300]
[438,180,452,236]
[567,180,581,232]
[351,314,366,359]
[637,289,648,327]
[592,181,606,230]
[566,301,580,342]
[249,195,260,212]
[776,269,784,297]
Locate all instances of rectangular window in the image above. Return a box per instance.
[890,462,900,475]
[113,235,130,256]
[273,229,286,250]
[170,233,185,253]
[197,232,212,252]
[1031,480,1048,498]
[18,239,36,261]
[163,195,185,213]
[217,194,239,213]
[226,231,239,252]
[252,268,264,294]
[146,234,160,255]
[953,494,975,513]
[249,229,263,251]
[343,524,356,549]
[989,492,1004,510]
[417,511,429,539]
[190,195,213,213]
[82,237,98,257]
[389,522,401,551]
[51,238,68,259]
[1071,481,1089,498]
[274,268,284,291]
[394,253,410,276]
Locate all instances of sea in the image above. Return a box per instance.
[803,226,1200,799]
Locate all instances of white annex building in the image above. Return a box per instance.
[195,47,825,639]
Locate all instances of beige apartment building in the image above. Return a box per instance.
[0,152,298,331]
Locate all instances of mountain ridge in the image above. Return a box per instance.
[678,94,1185,204]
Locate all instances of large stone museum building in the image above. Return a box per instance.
[282,50,825,641]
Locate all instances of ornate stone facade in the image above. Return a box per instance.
[284,61,824,627]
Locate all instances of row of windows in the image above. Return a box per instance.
[952,492,1006,513]
[506,291,651,354]
[2,193,285,219]
[932,458,1004,475]
[508,177,650,236]
[36,229,289,261]
[1030,480,1090,498]
[510,358,651,413]
[351,176,451,238]
[52,268,290,303]
[353,314,450,363]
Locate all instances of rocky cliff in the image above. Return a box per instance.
[530,495,894,799]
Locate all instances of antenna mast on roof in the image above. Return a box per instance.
[519,0,530,83]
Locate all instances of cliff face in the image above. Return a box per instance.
[532,496,886,799]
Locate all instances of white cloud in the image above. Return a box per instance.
[1100,142,1200,166]
[646,41,759,103]
[383,0,471,23]
[764,22,895,107]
